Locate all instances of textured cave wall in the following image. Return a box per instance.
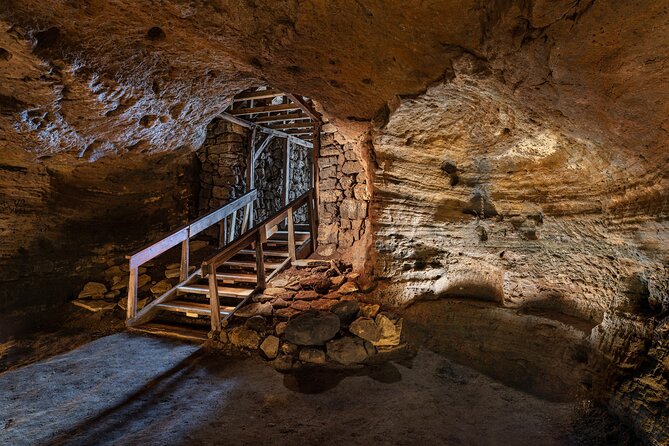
[1,0,668,441]
[0,152,196,312]
[370,55,669,443]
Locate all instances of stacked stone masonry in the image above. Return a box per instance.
[317,133,370,257]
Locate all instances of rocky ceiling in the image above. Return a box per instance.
[0,1,667,163]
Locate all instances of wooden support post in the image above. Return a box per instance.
[311,123,321,249]
[246,126,257,227]
[126,266,138,321]
[255,231,266,289]
[287,207,296,261]
[208,263,222,332]
[282,139,291,206]
[219,219,227,248]
[307,191,318,253]
[179,231,190,282]
[229,209,237,241]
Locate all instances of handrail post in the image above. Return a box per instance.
[287,207,296,261]
[208,263,222,332]
[307,190,318,253]
[255,231,266,289]
[127,265,138,321]
[179,228,190,282]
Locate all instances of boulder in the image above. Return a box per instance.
[359,303,380,318]
[259,335,280,359]
[374,313,403,347]
[294,290,319,300]
[245,315,267,332]
[299,347,327,364]
[326,337,371,365]
[275,307,300,318]
[349,318,382,342]
[235,302,273,318]
[78,282,107,299]
[284,310,340,345]
[299,276,332,293]
[150,279,172,295]
[228,326,261,349]
[291,300,311,311]
[275,321,287,335]
[330,300,359,324]
[72,299,116,312]
[338,281,359,294]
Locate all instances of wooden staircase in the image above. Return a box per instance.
[124,191,316,342]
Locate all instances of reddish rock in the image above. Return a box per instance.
[310,299,336,311]
[291,300,311,311]
[275,307,300,318]
[294,290,319,300]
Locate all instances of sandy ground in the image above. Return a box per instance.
[0,331,621,446]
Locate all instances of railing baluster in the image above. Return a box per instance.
[179,229,190,282]
[307,191,317,252]
[255,231,266,289]
[229,209,237,242]
[287,207,296,261]
[127,266,138,321]
[209,263,221,332]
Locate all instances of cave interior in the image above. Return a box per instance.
[0,1,668,445]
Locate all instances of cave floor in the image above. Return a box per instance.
[0,332,607,446]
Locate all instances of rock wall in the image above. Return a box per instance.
[0,151,195,312]
[370,55,669,444]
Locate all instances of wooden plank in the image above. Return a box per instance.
[219,219,226,248]
[128,228,188,269]
[253,112,310,123]
[218,113,313,148]
[270,122,315,130]
[230,103,299,116]
[308,190,318,253]
[229,209,237,241]
[156,300,236,315]
[189,189,256,235]
[216,272,258,282]
[239,249,289,257]
[177,284,254,297]
[224,259,284,269]
[284,93,320,121]
[233,89,283,101]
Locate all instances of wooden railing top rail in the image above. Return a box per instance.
[126,189,257,269]
[202,189,313,269]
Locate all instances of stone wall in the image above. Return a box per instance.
[253,138,284,222]
[317,132,371,260]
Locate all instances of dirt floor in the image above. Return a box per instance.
[0,327,634,446]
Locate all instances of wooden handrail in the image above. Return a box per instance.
[125,189,257,321]
[202,190,312,269]
[126,189,257,268]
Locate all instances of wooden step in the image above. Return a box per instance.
[239,249,289,258]
[271,230,310,240]
[224,260,284,269]
[216,272,258,283]
[156,300,236,316]
[176,284,255,298]
[265,236,311,247]
[129,322,209,342]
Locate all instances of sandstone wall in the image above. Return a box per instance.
[0,151,195,312]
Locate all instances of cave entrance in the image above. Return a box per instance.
[123,87,322,339]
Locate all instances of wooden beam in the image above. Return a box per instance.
[282,139,290,206]
[230,103,300,116]
[233,89,283,101]
[218,112,313,148]
[270,122,315,130]
[253,134,274,162]
[285,93,320,121]
[253,112,310,124]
